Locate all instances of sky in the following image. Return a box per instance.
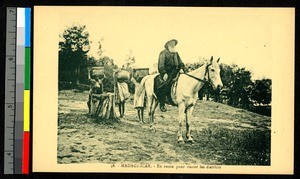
[58,7,280,80]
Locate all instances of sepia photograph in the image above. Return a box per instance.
[33,6,294,174]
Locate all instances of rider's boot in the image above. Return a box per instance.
[160,104,167,112]
[159,97,167,112]
[156,75,168,112]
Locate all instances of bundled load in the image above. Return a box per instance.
[90,67,105,79]
[115,69,131,83]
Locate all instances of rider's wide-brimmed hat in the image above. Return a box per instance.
[164,39,178,49]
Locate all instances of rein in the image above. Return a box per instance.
[183,63,212,84]
[183,73,207,83]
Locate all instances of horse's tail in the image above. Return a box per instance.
[136,75,150,97]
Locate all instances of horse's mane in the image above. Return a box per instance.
[187,62,206,75]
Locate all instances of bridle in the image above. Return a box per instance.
[183,63,213,85]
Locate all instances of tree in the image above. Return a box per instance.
[220,63,234,87]
[101,56,118,92]
[59,24,91,85]
[123,49,135,70]
[97,37,105,58]
[226,66,254,109]
[251,78,272,105]
[118,50,136,93]
[198,83,212,100]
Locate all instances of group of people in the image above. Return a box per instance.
[89,39,185,119]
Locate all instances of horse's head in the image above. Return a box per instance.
[206,56,223,90]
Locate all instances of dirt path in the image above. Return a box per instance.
[58,90,271,165]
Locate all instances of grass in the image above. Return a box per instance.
[58,90,271,165]
[195,127,271,165]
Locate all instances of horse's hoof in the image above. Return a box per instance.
[150,126,156,133]
[187,139,195,144]
[151,129,156,133]
[178,140,185,145]
[177,137,185,144]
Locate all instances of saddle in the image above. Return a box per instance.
[154,73,180,106]
[170,75,179,105]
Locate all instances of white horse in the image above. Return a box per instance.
[136,56,223,143]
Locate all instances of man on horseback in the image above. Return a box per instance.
[157,39,185,112]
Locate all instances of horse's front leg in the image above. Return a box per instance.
[186,105,195,143]
[177,103,186,144]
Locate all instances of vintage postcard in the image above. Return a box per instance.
[33,6,294,174]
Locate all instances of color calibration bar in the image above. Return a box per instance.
[16,7,31,174]
[23,8,31,174]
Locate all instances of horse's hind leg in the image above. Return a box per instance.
[149,98,158,132]
[147,96,152,119]
[186,106,195,143]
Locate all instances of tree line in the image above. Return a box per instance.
[191,62,271,115]
[59,24,271,116]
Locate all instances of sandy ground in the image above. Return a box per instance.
[57,90,271,165]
